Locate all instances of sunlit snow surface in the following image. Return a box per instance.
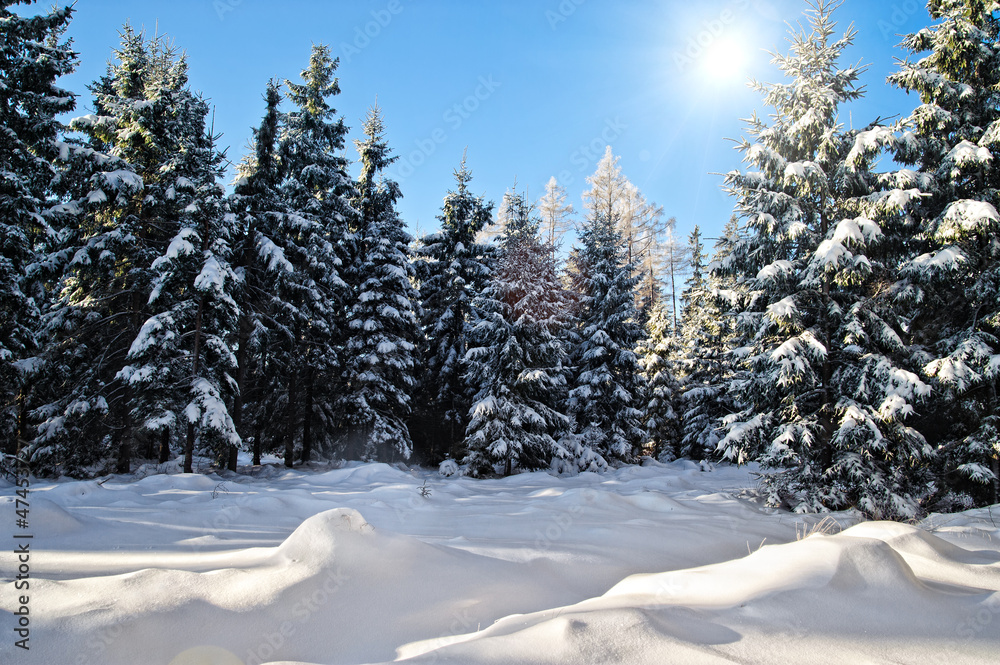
[2,459,999,664]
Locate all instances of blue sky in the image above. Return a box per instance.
[59,0,929,246]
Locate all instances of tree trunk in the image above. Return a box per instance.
[300,363,315,464]
[669,244,678,335]
[284,364,299,468]
[14,388,29,459]
[116,387,133,474]
[253,421,262,466]
[992,454,999,506]
[232,307,252,471]
[115,425,131,474]
[184,421,195,473]
[227,441,238,472]
[158,427,170,464]
[818,209,835,471]
[185,296,206,473]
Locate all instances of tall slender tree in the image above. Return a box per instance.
[275,44,356,466]
[341,104,421,461]
[229,81,290,470]
[413,157,494,461]
[0,0,77,466]
[637,301,681,461]
[537,176,574,261]
[565,206,646,467]
[674,226,730,460]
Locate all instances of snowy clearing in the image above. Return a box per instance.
[2,459,999,664]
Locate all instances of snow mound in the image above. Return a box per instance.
[22,497,84,532]
[604,525,931,607]
[274,508,373,565]
[5,464,999,665]
[387,522,1000,664]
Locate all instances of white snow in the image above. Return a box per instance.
[258,236,294,273]
[101,169,144,193]
[940,199,1000,240]
[832,216,881,247]
[944,140,993,170]
[755,259,794,283]
[883,187,923,212]
[765,294,798,322]
[812,238,852,270]
[907,246,966,274]
[1,462,998,665]
[847,125,894,165]
[195,256,228,295]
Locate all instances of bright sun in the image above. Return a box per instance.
[701,37,748,83]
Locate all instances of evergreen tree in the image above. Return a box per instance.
[565,207,646,468]
[413,157,494,461]
[675,226,730,460]
[885,0,1000,508]
[0,1,77,465]
[716,1,931,518]
[464,190,571,476]
[637,301,681,461]
[33,27,221,473]
[109,44,241,472]
[120,134,240,472]
[229,80,290,470]
[341,104,421,461]
[659,226,689,335]
[275,44,356,465]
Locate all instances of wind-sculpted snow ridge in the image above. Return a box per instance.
[385,523,1000,665]
[1,460,998,664]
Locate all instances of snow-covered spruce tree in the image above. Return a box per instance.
[882,1,1000,508]
[716,0,931,518]
[637,300,681,461]
[464,189,571,476]
[121,135,240,473]
[229,81,294,468]
[674,225,731,460]
[33,27,223,474]
[0,1,76,465]
[565,207,646,468]
[340,104,421,461]
[413,157,494,462]
[105,43,242,473]
[275,45,356,465]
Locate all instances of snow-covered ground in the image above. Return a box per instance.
[2,458,999,664]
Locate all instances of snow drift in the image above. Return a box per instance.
[2,461,998,664]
